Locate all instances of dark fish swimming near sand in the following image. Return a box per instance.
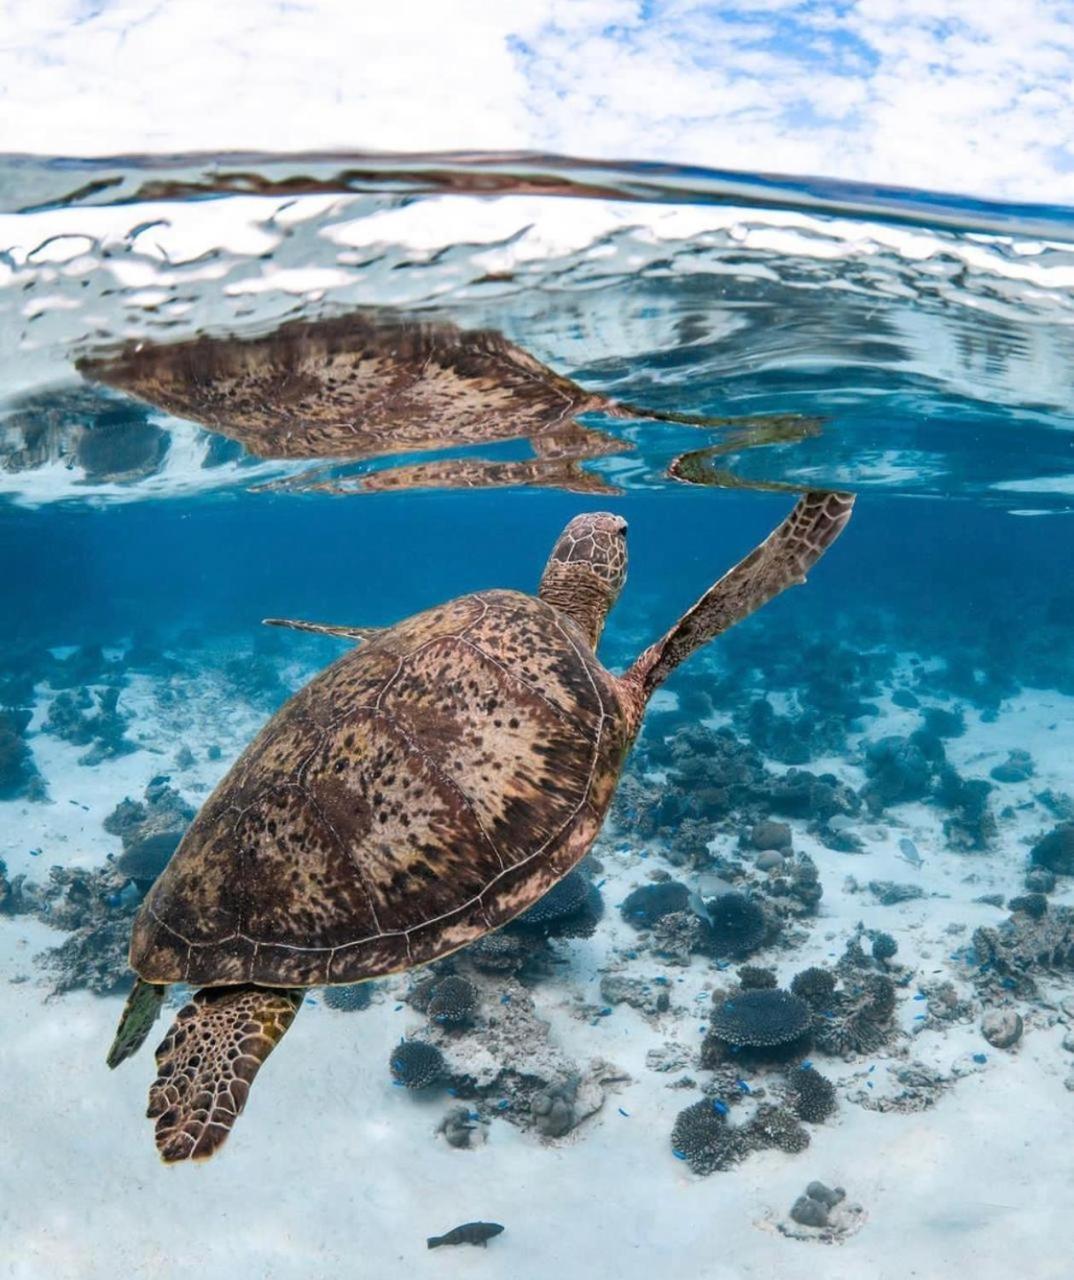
[427,1221,505,1249]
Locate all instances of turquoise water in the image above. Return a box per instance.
[2,155,1073,1279]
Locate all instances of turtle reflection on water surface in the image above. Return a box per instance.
[78,310,820,495]
[107,490,853,1164]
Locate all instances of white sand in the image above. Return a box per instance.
[3,666,1074,1280]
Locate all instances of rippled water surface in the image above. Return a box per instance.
[2,154,1073,1280]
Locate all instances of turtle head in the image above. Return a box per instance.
[538,511,627,648]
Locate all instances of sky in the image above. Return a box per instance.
[1,0,1073,202]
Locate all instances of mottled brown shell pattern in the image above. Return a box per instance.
[79,314,610,461]
[130,590,629,987]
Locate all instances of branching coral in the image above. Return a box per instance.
[670,1098,741,1175]
[703,989,812,1065]
[790,966,837,1010]
[323,983,373,1012]
[428,975,478,1029]
[462,931,544,975]
[812,974,897,1058]
[389,1039,445,1089]
[512,869,603,939]
[620,881,690,928]
[786,1065,837,1123]
[701,891,768,960]
[737,965,778,990]
[745,1103,811,1154]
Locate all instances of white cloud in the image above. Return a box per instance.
[0,0,1071,200]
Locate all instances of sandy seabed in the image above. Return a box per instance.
[2,662,1074,1280]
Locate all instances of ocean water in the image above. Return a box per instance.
[2,154,1074,1279]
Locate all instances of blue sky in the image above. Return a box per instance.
[1,0,1073,201]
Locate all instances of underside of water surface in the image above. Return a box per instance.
[2,153,1073,1280]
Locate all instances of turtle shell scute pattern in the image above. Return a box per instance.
[130,590,627,986]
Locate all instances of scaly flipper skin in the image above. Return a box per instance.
[147,985,302,1163]
[106,977,167,1069]
[262,618,385,643]
[624,490,854,714]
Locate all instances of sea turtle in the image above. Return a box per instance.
[78,310,820,494]
[108,490,854,1163]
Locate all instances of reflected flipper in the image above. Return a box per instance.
[148,985,302,1163]
[668,415,825,490]
[262,618,386,642]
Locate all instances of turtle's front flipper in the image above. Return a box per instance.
[148,985,302,1163]
[625,490,855,706]
[107,978,167,1069]
[262,617,385,643]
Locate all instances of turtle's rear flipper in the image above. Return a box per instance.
[147,985,302,1163]
[107,978,167,1069]
[262,617,385,643]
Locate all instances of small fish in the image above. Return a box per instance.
[687,888,711,923]
[897,837,924,869]
[427,1222,505,1250]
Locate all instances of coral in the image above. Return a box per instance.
[870,932,899,962]
[670,1098,742,1175]
[531,1080,582,1137]
[32,862,141,994]
[972,905,1074,996]
[43,689,94,743]
[323,983,374,1012]
[620,881,690,928]
[980,1009,1023,1049]
[737,965,778,990]
[1031,823,1074,876]
[766,769,859,823]
[599,973,671,1017]
[790,1195,830,1228]
[736,697,844,765]
[861,736,932,813]
[43,685,137,764]
[935,767,996,851]
[462,931,545,975]
[1008,893,1048,920]
[1025,867,1057,894]
[424,975,621,1131]
[813,974,897,1058]
[868,880,924,906]
[437,1105,487,1150]
[763,854,823,916]
[666,819,718,869]
[786,1065,837,1122]
[700,891,768,960]
[0,858,31,915]
[650,911,705,966]
[744,1102,810,1154]
[991,750,1034,783]
[790,967,837,1009]
[428,975,478,1028]
[37,915,133,995]
[389,1039,446,1089]
[109,777,195,884]
[921,706,965,739]
[511,869,603,939]
[706,989,812,1061]
[0,708,43,800]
